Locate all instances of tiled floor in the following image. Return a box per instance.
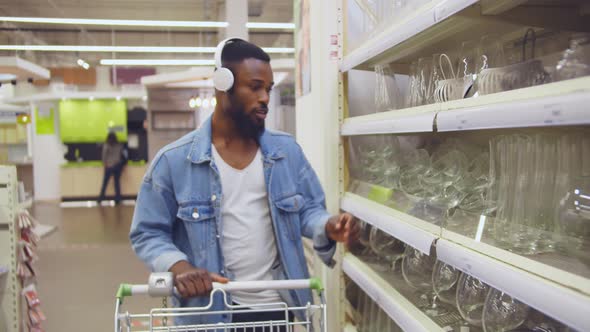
[32,202,159,332]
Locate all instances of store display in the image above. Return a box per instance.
[341,1,590,331]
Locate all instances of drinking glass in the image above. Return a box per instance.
[456,273,490,326]
[369,227,406,271]
[482,288,529,332]
[432,260,460,305]
[554,35,590,81]
[375,64,403,111]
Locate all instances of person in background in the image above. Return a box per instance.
[99,132,126,204]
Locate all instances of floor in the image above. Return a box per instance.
[32,202,159,332]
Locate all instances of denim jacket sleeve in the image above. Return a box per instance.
[130,154,188,272]
[294,145,337,268]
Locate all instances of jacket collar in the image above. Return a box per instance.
[187,116,285,164]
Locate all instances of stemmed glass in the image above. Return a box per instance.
[369,227,406,271]
[482,289,529,332]
[456,273,490,326]
[401,247,450,318]
[432,260,461,306]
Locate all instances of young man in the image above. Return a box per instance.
[130,38,357,327]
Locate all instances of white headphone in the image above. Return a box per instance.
[213,37,244,92]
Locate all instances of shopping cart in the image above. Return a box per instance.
[114,272,327,331]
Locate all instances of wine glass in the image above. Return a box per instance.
[456,273,490,326]
[432,260,461,305]
[482,288,529,332]
[369,227,406,271]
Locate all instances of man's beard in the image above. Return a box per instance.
[228,107,265,141]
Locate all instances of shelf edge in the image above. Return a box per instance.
[437,239,590,331]
[342,254,444,332]
[341,192,438,255]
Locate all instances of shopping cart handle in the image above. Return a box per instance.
[116,273,324,299]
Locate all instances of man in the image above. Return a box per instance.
[130,38,357,327]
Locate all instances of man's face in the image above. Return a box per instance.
[225,58,274,139]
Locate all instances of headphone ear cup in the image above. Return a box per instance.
[213,67,234,92]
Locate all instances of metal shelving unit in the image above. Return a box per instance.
[336,0,590,331]
[0,166,21,332]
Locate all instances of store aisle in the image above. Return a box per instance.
[31,203,159,332]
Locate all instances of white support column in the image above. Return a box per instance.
[225,0,249,40]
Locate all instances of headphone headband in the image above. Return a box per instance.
[214,37,244,69]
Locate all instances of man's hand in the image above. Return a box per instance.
[169,261,229,298]
[325,213,359,247]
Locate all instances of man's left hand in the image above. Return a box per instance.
[325,213,359,247]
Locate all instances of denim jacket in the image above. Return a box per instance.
[130,117,336,325]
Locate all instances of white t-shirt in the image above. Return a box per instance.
[211,144,282,305]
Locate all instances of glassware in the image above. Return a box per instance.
[456,273,490,326]
[401,246,435,290]
[554,35,590,81]
[482,288,529,332]
[374,64,403,112]
[434,53,472,102]
[432,260,460,305]
[369,227,406,271]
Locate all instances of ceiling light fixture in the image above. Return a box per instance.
[0,16,229,28]
[100,59,216,66]
[246,22,295,29]
[0,17,295,30]
[0,45,293,54]
[196,97,203,107]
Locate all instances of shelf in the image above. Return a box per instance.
[341,104,437,135]
[341,192,438,255]
[341,0,479,72]
[436,77,590,132]
[441,229,590,296]
[437,239,590,332]
[343,189,590,327]
[341,77,590,136]
[342,254,444,332]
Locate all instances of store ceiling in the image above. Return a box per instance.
[0,0,294,68]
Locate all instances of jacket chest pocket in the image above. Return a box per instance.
[177,204,216,252]
[274,194,305,241]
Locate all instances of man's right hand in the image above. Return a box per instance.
[169,261,229,298]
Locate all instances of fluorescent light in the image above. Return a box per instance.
[0,17,295,30]
[0,45,293,54]
[0,16,229,28]
[0,45,217,53]
[262,47,295,54]
[100,59,215,66]
[0,74,17,81]
[246,22,295,29]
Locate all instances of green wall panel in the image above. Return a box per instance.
[59,99,127,143]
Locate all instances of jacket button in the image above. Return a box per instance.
[211,194,217,202]
[192,212,199,219]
